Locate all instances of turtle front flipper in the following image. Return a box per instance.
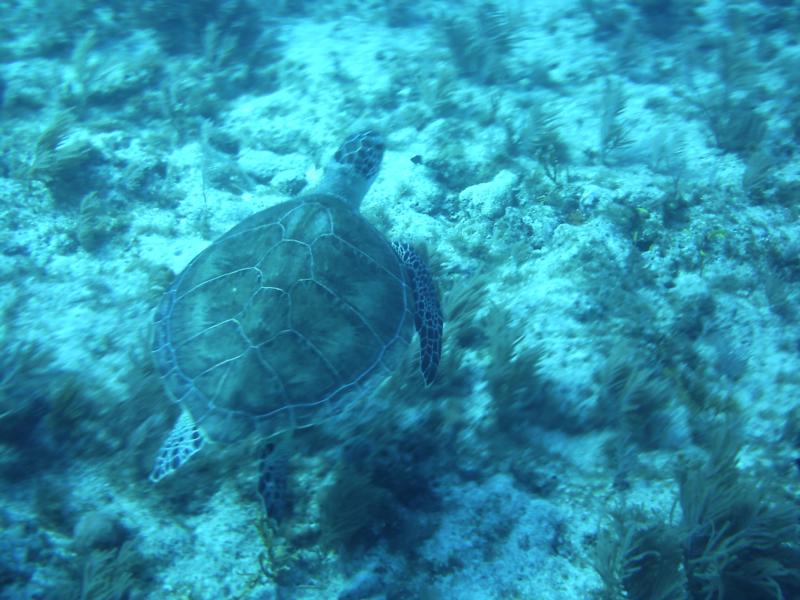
[149,410,205,482]
[392,242,443,385]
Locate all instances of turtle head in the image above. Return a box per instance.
[317,130,385,210]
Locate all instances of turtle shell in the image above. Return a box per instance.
[152,194,414,443]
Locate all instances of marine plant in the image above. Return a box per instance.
[42,371,98,456]
[686,35,767,157]
[415,64,458,120]
[254,515,296,586]
[595,423,800,599]
[27,111,95,204]
[0,343,95,475]
[340,382,446,518]
[318,464,394,553]
[71,540,143,600]
[0,340,130,467]
[485,308,556,437]
[138,2,282,142]
[128,0,269,59]
[441,273,489,352]
[385,4,417,28]
[0,343,50,449]
[658,181,691,229]
[77,192,124,251]
[439,1,520,83]
[677,427,800,599]
[594,508,684,600]
[595,344,674,450]
[599,78,633,165]
[629,0,701,39]
[741,151,777,202]
[66,30,97,109]
[704,93,767,156]
[504,104,570,185]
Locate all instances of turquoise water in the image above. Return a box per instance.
[1,2,799,598]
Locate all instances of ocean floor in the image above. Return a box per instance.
[1,1,799,599]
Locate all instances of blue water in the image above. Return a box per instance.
[1,1,798,598]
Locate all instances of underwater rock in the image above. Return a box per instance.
[0,512,53,597]
[270,169,307,196]
[73,511,128,553]
[459,169,517,220]
[237,148,308,186]
[77,193,119,251]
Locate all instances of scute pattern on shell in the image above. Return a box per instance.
[152,194,415,443]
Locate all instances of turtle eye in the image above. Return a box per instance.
[334,130,385,181]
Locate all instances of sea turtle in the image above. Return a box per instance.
[149,130,443,482]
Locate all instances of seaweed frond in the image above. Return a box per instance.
[678,425,800,599]
[27,110,95,204]
[705,93,766,156]
[596,421,800,600]
[318,464,393,554]
[594,508,684,600]
[595,344,674,450]
[29,111,92,185]
[485,307,560,437]
[439,1,520,83]
[255,516,296,586]
[741,151,778,202]
[72,540,145,600]
[599,78,634,164]
[505,104,570,184]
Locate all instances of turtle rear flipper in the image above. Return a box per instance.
[257,441,291,522]
[393,242,443,385]
[149,410,205,482]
